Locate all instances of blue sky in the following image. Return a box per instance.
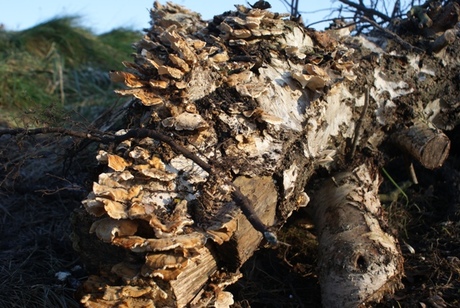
[1,1,336,34]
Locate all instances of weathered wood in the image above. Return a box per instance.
[73,2,416,307]
[218,176,278,270]
[429,29,456,53]
[169,247,217,307]
[309,164,404,308]
[392,121,450,169]
[172,176,277,306]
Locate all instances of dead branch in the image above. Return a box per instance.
[361,16,425,53]
[429,29,456,53]
[339,0,392,22]
[0,126,277,243]
[392,121,451,170]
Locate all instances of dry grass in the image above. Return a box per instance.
[0,132,94,308]
[0,17,141,127]
[0,193,82,307]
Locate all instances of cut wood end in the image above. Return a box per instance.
[421,133,450,169]
[393,122,451,169]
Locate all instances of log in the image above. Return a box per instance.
[392,121,450,169]
[72,2,409,307]
[308,164,404,307]
[429,29,456,53]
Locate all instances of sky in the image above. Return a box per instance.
[0,1,337,34]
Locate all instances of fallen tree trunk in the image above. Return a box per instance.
[309,164,404,307]
[71,2,400,307]
[63,1,459,307]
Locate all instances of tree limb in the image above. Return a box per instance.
[1,126,277,243]
[339,0,392,22]
[361,16,425,53]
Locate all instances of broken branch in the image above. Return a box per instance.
[392,121,451,170]
[339,0,392,22]
[429,29,456,53]
[361,16,425,53]
[1,126,277,243]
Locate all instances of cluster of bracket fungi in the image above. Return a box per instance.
[78,1,358,307]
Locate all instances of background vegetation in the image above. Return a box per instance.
[0,16,141,127]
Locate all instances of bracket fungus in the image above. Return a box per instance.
[74,1,408,307]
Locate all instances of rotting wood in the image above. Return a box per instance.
[429,29,456,53]
[70,2,376,305]
[308,164,404,308]
[392,121,450,169]
[220,176,278,270]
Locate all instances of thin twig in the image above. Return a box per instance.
[408,162,419,185]
[339,0,392,22]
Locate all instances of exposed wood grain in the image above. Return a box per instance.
[393,121,450,169]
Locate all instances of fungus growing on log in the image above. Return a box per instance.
[70,1,458,307]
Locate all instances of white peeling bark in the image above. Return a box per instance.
[74,2,410,307]
[309,164,404,308]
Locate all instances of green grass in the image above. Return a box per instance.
[0,16,142,126]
